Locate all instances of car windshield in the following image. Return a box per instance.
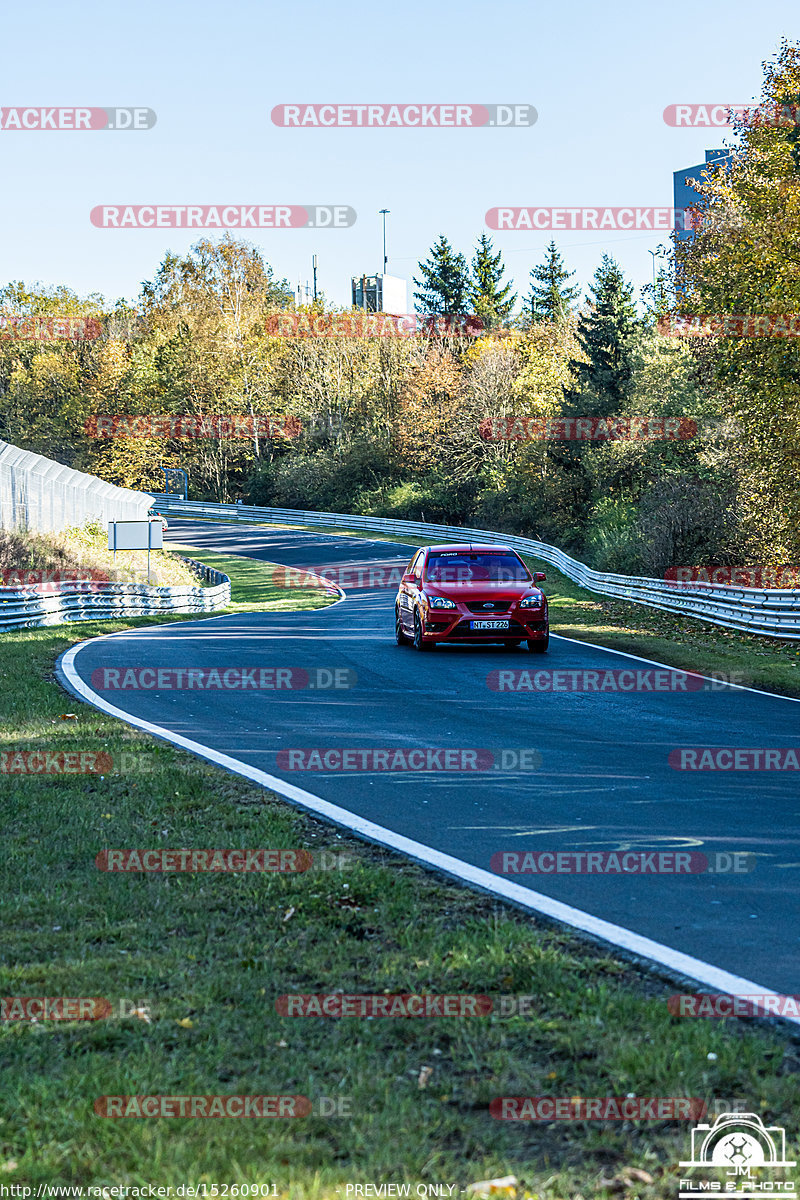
[425,552,531,584]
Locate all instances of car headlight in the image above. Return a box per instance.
[428,595,458,609]
[519,595,544,609]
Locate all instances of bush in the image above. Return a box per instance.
[355,475,479,525]
[246,442,394,513]
[635,476,738,577]
[582,498,642,574]
[471,456,588,550]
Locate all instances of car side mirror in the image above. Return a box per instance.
[533,572,547,583]
[402,573,419,585]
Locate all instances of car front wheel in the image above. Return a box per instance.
[395,607,409,645]
[413,611,435,651]
[526,635,549,654]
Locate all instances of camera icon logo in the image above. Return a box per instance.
[680,1111,795,1173]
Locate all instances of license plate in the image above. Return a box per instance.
[470,619,510,630]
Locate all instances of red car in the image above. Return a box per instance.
[148,509,169,531]
[395,543,549,653]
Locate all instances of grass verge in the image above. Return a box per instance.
[1,540,799,1197]
[0,522,202,589]
[167,545,336,614]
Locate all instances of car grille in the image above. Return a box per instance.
[465,601,511,613]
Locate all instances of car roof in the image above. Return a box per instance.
[425,544,520,553]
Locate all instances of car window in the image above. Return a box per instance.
[407,551,423,578]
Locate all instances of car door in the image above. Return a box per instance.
[399,550,424,633]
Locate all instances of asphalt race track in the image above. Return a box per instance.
[58,519,800,999]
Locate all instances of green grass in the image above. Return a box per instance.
[169,545,335,613]
[2,541,799,1197]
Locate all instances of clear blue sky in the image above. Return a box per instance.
[1,0,796,313]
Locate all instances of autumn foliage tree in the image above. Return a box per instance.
[672,38,800,562]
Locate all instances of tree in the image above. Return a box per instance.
[565,255,639,415]
[525,241,581,323]
[539,257,639,540]
[133,237,295,496]
[671,37,800,561]
[641,261,674,324]
[470,233,516,329]
[394,344,464,475]
[413,236,471,315]
[0,281,106,465]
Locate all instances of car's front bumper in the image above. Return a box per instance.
[422,612,548,642]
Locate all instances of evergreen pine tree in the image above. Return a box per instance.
[413,236,471,315]
[543,256,639,536]
[565,255,639,415]
[470,233,516,329]
[525,241,581,322]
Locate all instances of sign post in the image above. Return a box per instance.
[161,466,188,499]
[108,520,164,584]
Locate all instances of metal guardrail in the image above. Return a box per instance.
[149,495,800,640]
[0,556,230,633]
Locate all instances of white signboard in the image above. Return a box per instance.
[379,274,408,316]
[108,520,163,551]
